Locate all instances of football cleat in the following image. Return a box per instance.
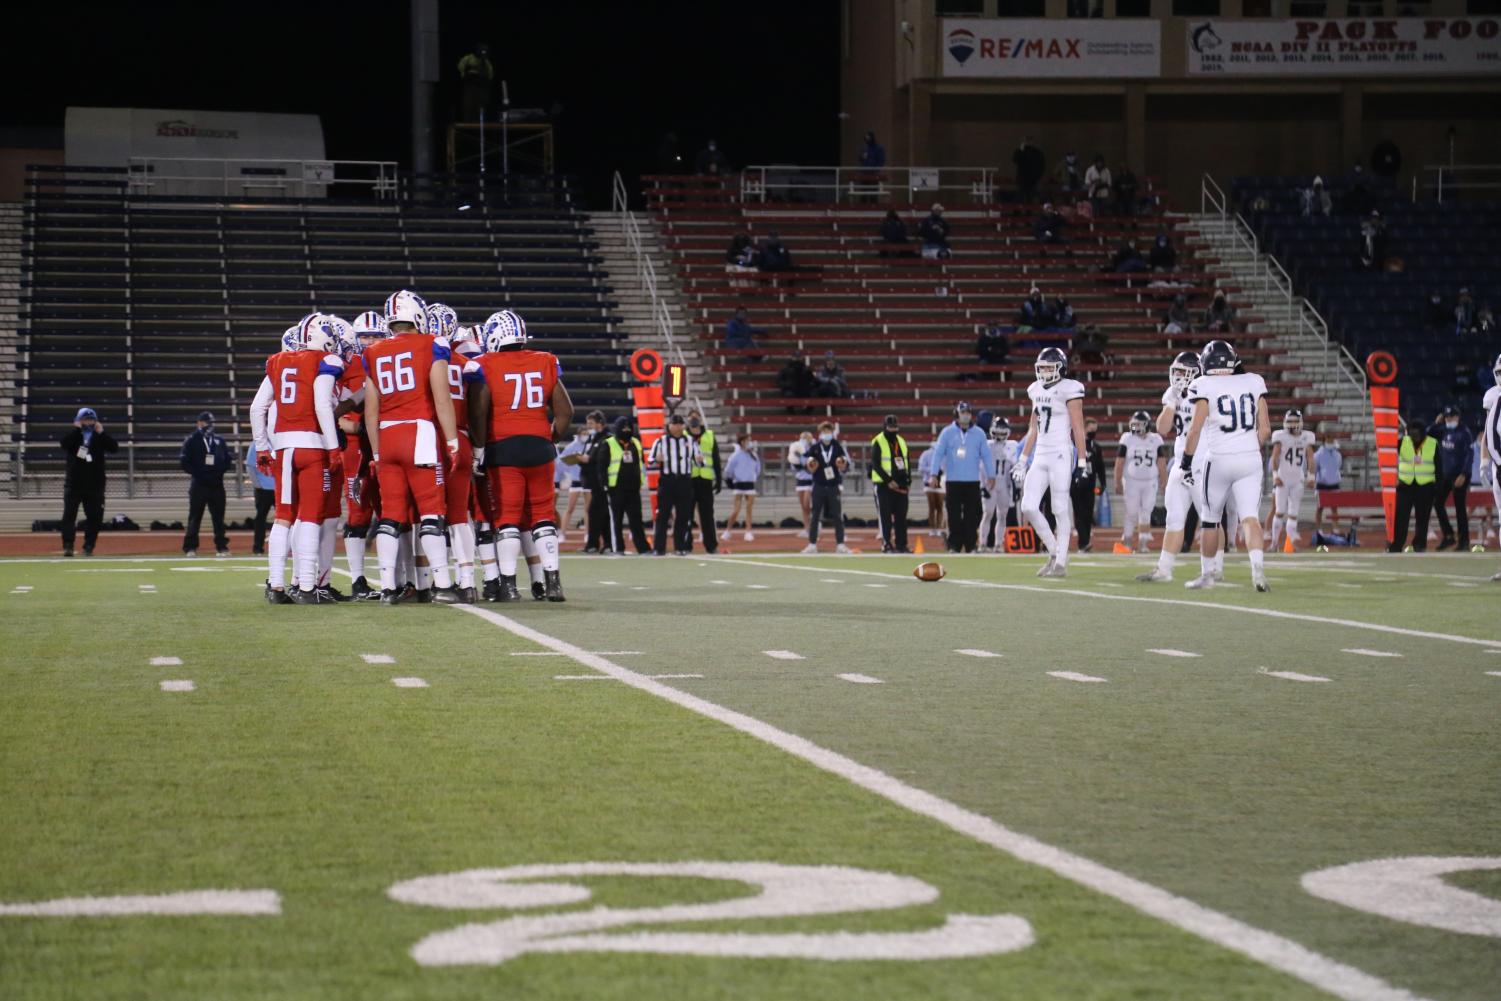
[1035,556,1056,577]
[1042,562,1068,578]
[457,586,478,604]
[1254,573,1270,593]
[1135,568,1172,582]
[288,586,322,605]
[835,543,853,554]
[317,585,351,603]
[482,309,528,352]
[531,580,546,600]
[497,575,522,602]
[1184,574,1215,590]
[544,569,565,602]
[482,578,502,601]
[379,587,407,606]
[431,585,464,604]
[425,302,458,340]
[350,576,375,599]
[414,587,434,604]
[1034,346,1067,386]
[384,289,429,333]
[264,582,292,605]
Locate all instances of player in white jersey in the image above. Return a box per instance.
[1113,410,1165,554]
[1479,353,1501,580]
[978,416,1019,551]
[1179,340,1272,592]
[1013,347,1089,578]
[1266,409,1317,553]
[1138,352,1201,582]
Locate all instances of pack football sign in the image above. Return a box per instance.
[941,18,1161,78]
[1186,17,1501,75]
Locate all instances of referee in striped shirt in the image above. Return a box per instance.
[649,412,703,555]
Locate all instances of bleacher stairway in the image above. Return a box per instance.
[0,203,21,495]
[1177,211,1374,487]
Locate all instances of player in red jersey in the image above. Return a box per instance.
[248,313,344,604]
[464,309,573,602]
[333,310,386,599]
[439,318,481,601]
[362,289,464,605]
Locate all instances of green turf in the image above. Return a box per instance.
[0,552,1497,1000]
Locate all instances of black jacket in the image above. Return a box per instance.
[60,427,119,486]
[179,427,232,483]
[578,431,604,490]
[806,439,848,488]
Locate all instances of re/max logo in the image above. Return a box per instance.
[978,37,1083,59]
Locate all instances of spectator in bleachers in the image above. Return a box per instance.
[1473,303,1495,339]
[1428,405,1474,550]
[457,42,494,123]
[813,351,849,398]
[918,203,951,257]
[1149,233,1177,272]
[1052,295,1076,330]
[1422,290,1450,336]
[1163,293,1193,333]
[1018,286,1055,329]
[1344,163,1374,216]
[777,350,815,405]
[59,407,117,557]
[1085,154,1112,216]
[1356,210,1387,271]
[1114,165,1138,217]
[179,411,232,558]
[858,131,886,170]
[723,307,765,358]
[1300,176,1332,219]
[977,323,1010,379]
[1012,137,1046,202]
[1033,202,1066,245]
[879,210,911,257]
[1454,287,1476,337]
[758,231,794,272]
[1313,431,1343,534]
[1055,152,1083,201]
[694,139,729,176]
[1109,240,1148,274]
[1202,289,1237,333]
[726,232,758,268]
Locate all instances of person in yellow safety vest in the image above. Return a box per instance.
[869,414,912,553]
[591,416,649,554]
[1388,418,1438,552]
[686,412,722,553]
[458,43,494,123]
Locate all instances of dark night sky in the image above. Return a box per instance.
[6,1,841,206]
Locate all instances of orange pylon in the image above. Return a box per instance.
[914,536,925,555]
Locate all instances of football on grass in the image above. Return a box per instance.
[913,562,947,582]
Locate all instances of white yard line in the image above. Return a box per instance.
[12,585,33,591]
[746,584,770,589]
[763,650,805,661]
[453,603,1425,1001]
[1148,649,1201,658]
[1486,671,1501,678]
[159,680,195,692]
[838,673,884,684]
[706,557,1501,650]
[149,656,183,666]
[391,677,429,688]
[361,654,396,665]
[954,649,1002,658]
[1341,649,1402,658]
[0,890,280,917]
[555,673,705,681]
[1262,670,1332,684]
[1048,671,1108,684]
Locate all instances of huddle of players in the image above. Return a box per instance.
[248,289,573,606]
[1016,339,1285,591]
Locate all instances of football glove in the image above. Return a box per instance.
[1011,460,1029,487]
[1071,459,1092,486]
[255,450,274,476]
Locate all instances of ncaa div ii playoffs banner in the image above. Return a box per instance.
[942,18,1161,78]
[1186,18,1501,76]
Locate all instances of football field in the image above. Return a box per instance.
[1,551,1498,1001]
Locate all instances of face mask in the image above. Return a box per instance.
[819,433,833,444]
[1446,420,1459,430]
[958,415,971,428]
[1086,430,1097,441]
[617,430,631,440]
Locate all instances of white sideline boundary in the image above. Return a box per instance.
[707,558,1501,650]
[455,603,1426,1001]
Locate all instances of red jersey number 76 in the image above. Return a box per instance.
[504,372,546,410]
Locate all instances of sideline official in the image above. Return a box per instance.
[1428,405,1474,550]
[1389,418,1437,552]
[869,414,911,553]
[649,412,702,555]
[594,416,650,554]
[686,412,722,553]
[59,407,118,557]
[180,411,231,556]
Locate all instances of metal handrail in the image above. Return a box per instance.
[739,165,1001,205]
[1414,163,1501,204]
[612,171,704,417]
[127,157,399,199]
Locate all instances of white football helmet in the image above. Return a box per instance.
[280,325,303,353]
[1128,409,1151,435]
[383,289,429,333]
[352,310,388,347]
[1169,351,1200,392]
[482,310,528,352]
[451,323,482,357]
[1284,409,1303,434]
[1034,347,1067,387]
[1493,352,1501,387]
[297,313,337,356]
[323,314,356,360]
[425,302,458,340]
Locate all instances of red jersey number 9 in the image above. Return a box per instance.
[503,372,546,410]
[279,366,299,404]
[447,364,464,400]
[375,352,417,395]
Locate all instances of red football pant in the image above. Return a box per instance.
[488,463,556,528]
[375,424,445,524]
[273,448,331,523]
[445,438,475,525]
[321,450,345,520]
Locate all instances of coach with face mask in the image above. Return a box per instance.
[928,402,993,553]
[59,407,118,556]
[180,410,232,557]
[1427,405,1474,551]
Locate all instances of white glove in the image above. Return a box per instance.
[1011,460,1029,487]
